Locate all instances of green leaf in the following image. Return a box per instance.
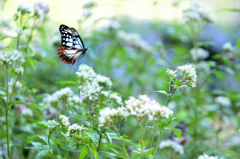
[167,128,181,140]
[221,151,240,157]
[237,39,240,51]
[154,90,169,96]
[35,150,49,159]
[173,79,181,86]
[79,145,88,159]
[133,153,141,159]
[55,80,77,85]
[89,143,99,159]
[216,8,240,13]
[31,142,42,148]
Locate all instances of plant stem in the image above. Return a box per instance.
[147,126,158,157]
[166,86,178,106]
[153,130,162,158]
[81,139,95,159]
[112,126,129,159]
[5,64,10,159]
[26,19,37,53]
[139,119,144,159]
[97,132,103,152]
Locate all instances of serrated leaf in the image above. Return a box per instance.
[167,128,181,140]
[79,145,88,159]
[35,150,49,159]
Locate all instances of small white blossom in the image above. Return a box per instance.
[8,79,23,93]
[117,30,152,52]
[0,50,24,65]
[21,108,33,116]
[59,115,70,126]
[109,93,122,105]
[32,5,44,20]
[166,68,177,79]
[96,74,112,87]
[76,64,96,80]
[215,96,231,107]
[99,106,129,127]
[17,4,32,15]
[190,48,209,61]
[15,66,24,74]
[198,153,218,159]
[177,64,197,88]
[222,42,234,52]
[101,91,109,97]
[55,87,73,99]
[69,95,83,104]
[182,1,214,24]
[95,19,120,31]
[159,139,184,155]
[79,79,101,100]
[125,95,173,120]
[66,124,86,137]
[46,120,58,128]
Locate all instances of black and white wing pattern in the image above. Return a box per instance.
[58,24,87,65]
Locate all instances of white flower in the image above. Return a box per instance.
[99,106,129,127]
[159,139,184,155]
[8,79,23,93]
[79,79,101,100]
[41,93,58,109]
[59,115,70,126]
[125,95,173,120]
[109,93,122,105]
[76,64,96,80]
[46,120,58,128]
[190,48,209,61]
[33,5,44,20]
[66,124,86,137]
[95,19,120,31]
[166,68,177,79]
[55,87,73,99]
[21,108,33,116]
[177,64,197,88]
[17,4,32,14]
[198,153,218,159]
[96,74,112,87]
[15,66,24,74]
[215,96,231,107]
[117,30,152,52]
[101,91,109,97]
[0,50,24,65]
[69,95,83,104]
[222,42,234,52]
[182,1,214,24]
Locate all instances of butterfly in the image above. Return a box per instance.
[58,24,88,65]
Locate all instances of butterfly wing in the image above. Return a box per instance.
[58,46,85,65]
[71,27,86,49]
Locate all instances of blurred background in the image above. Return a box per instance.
[1,0,240,158]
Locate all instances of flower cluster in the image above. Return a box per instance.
[76,64,113,101]
[215,96,231,107]
[125,95,173,120]
[8,79,23,94]
[117,30,152,52]
[159,139,184,155]
[14,3,48,21]
[41,87,74,109]
[66,124,86,138]
[99,107,129,126]
[182,1,214,24]
[15,66,24,75]
[222,42,234,52]
[166,68,177,80]
[0,50,24,66]
[21,107,33,116]
[177,64,197,88]
[95,19,120,31]
[198,154,218,159]
[190,48,209,61]
[55,87,73,99]
[59,115,70,127]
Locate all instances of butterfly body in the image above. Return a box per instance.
[58,24,87,65]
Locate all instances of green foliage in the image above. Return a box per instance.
[1,0,240,159]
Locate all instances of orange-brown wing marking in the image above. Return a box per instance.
[58,46,76,65]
